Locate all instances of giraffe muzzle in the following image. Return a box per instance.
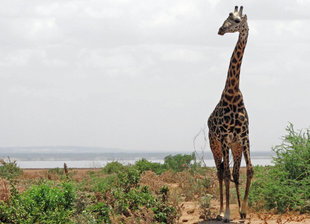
[218,28,225,35]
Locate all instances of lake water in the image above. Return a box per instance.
[17,158,273,169]
[0,149,274,169]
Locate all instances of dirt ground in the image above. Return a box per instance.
[21,169,310,224]
[179,199,310,224]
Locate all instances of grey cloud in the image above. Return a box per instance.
[0,0,309,152]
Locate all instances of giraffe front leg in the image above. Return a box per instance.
[216,164,224,220]
[240,139,254,219]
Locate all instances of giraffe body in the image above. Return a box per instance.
[208,6,253,222]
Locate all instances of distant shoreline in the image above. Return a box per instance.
[0,150,274,168]
[0,151,274,161]
[15,158,273,169]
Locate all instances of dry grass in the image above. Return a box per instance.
[112,207,155,224]
[140,170,166,192]
[22,170,48,180]
[159,170,215,201]
[0,177,10,201]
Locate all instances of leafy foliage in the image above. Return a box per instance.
[91,174,117,193]
[249,124,310,213]
[102,161,125,174]
[0,182,75,223]
[152,186,176,223]
[0,158,23,180]
[164,153,196,172]
[134,158,167,174]
[117,167,141,192]
[87,202,111,224]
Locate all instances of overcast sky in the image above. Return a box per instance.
[0,0,309,152]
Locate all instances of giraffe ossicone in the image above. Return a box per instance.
[208,5,253,222]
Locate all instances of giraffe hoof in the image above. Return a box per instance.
[223,218,230,223]
[240,212,246,219]
[216,215,223,221]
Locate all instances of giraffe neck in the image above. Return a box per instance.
[224,24,249,93]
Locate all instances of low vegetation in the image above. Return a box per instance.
[0,182,75,223]
[0,153,212,223]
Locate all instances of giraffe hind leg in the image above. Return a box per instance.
[208,134,224,219]
[231,142,243,212]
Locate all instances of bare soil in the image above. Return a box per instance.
[179,199,310,224]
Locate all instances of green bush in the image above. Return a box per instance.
[164,153,196,172]
[87,202,111,224]
[0,182,76,223]
[91,174,117,193]
[249,124,310,213]
[0,158,23,180]
[117,167,141,193]
[102,161,125,174]
[111,186,156,216]
[134,158,167,175]
[134,154,199,175]
[152,186,176,223]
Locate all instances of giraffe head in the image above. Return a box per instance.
[218,6,247,35]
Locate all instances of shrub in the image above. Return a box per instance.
[102,161,125,174]
[249,124,310,213]
[117,167,141,193]
[91,174,117,193]
[88,202,111,224]
[152,186,176,223]
[134,158,167,175]
[112,186,156,215]
[0,158,23,180]
[199,194,213,220]
[164,153,196,172]
[0,181,76,223]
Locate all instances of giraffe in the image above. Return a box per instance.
[207,6,253,222]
